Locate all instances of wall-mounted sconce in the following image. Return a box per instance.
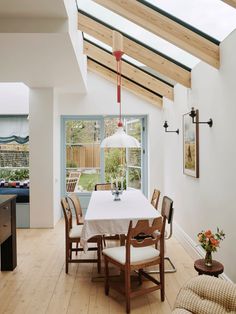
[163,121,179,134]
[189,107,213,127]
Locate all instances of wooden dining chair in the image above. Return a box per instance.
[61,198,102,274]
[66,171,81,193]
[150,189,161,209]
[103,216,166,313]
[66,194,85,255]
[94,183,119,246]
[160,196,176,273]
[95,183,113,191]
[149,196,176,273]
[66,194,84,225]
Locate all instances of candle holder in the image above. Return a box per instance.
[111,177,124,201]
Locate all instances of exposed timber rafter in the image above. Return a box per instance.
[222,0,236,8]
[83,39,174,101]
[93,0,220,68]
[78,10,191,88]
[87,58,163,108]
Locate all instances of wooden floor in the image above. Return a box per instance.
[0,220,197,314]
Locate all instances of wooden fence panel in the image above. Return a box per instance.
[66,144,100,168]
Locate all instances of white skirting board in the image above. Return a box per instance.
[16,203,30,228]
[173,221,232,283]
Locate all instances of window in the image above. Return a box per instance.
[0,116,29,182]
[62,116,147,201]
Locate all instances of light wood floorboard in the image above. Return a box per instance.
[0,220,197,314]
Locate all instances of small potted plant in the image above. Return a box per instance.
[198,228,225,266]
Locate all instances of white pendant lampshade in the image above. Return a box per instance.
[101,126,140,148]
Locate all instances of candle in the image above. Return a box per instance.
[110,177,113,190]
[115,177,118,189]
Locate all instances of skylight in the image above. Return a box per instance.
[77,0,200,68]
[84,34,145,67]
[144,0,236,41]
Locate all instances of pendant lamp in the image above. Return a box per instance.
[100,31,140,148]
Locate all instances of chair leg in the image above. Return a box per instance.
[104,257,109,296]
[76,242,78,255]
[147,256,177,274]
[102,235,106,248]
[97,238,101,274]
[65,242,69,274]
[125,267,131,314]
[138,268,143,285]
[160,259,165,302]
[70,243,72,259]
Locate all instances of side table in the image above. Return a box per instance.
[194,259,224,277]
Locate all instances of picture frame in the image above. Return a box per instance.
[183,110,199,178]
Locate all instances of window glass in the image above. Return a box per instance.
[144,0,236,41]
[77,0,199,68]
[126,118,142,190]
[64,116,146,195]
[65,120,101,192]
[0,142,29,181]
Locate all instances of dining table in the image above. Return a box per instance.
[80,189,161,251]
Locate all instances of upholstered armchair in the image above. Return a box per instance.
[172,275,236,314]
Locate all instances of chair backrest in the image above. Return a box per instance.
[126,217,165,264]
[66,194,83,225]
[95,183,113,191]
[61,198,72,236]
[66,171,81,192]
[69,171,81,179]
[161,196,173,224]
[151,189,161,209]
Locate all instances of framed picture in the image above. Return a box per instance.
[183,110,199,178]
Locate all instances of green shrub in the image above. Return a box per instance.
[0,168,29,181]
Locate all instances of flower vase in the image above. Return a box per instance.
[204,251,213,267]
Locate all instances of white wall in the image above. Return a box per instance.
[57,71,164,199]
[0,82,29,114]
[163,30,236,282]
[29,88,54,228]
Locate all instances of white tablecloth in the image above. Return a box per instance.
[80,189,160,250]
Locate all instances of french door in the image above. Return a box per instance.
[62,116,147,209]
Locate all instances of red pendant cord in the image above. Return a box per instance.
[113,50,124,127]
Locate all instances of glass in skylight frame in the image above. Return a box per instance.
[83,33,174,85]
[77,0,200,68]
[143,0,236,41]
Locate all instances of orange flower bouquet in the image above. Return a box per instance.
[198,228,225,266]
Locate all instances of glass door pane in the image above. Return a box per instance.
[125,118,142,190]
[65,119,101,192]
[104,118,126,184]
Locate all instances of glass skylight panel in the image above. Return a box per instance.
[77,0,199,68]
[84,34,145,67]
[84,34,112,52]
[83,33,171,83]
[143,0,236,41]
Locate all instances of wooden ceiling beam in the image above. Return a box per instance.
[78,11,191,88]
[87,58,163,108]
[222,0,236,8]
[84,40,174,101]
[93,0,220,68]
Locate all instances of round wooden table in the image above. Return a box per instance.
[194,259,224,277]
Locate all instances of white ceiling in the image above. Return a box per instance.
[0,33,86,91]
[0,0,87,93]
[0,0,67,18]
